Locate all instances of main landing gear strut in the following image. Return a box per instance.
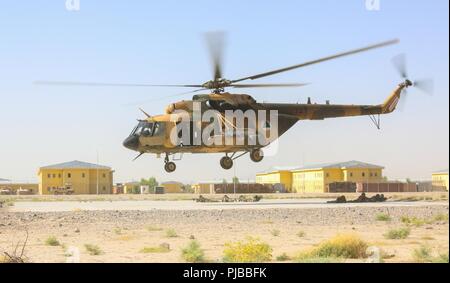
[220,149,264,170]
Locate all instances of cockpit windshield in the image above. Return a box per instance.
[130,121,163,137]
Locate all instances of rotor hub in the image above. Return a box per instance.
[202,78,232,93]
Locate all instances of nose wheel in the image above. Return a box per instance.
[220,156,234,170]
[250,149,264,163]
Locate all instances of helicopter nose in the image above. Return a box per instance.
[123,135,139,151]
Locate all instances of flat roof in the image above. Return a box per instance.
[292,160,384,171]
[257,166,298,175]
[161,181,184,185]
[433,169,449,174]
[257,161,384,175]
[40,160,111,170]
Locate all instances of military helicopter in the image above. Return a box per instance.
[36,34,433,173]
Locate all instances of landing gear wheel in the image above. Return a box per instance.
[250,149,264,163]
[220,156,233,170]
[164,162,177,173]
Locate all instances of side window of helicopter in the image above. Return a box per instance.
[129,125,139,136]
[152,123,162,136]
[134,126,143,136]
[139,122,151,137]
[141,126,152,137]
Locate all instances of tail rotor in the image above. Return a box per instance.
[391,54,434,110]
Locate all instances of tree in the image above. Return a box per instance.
[140,177,159,189]
[232,176,239,184]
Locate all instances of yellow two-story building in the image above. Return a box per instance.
[38,160,114,195]
[432,169,449,191]
[291,161,384,193]
[256,161,384,193]
[255,167,296,192]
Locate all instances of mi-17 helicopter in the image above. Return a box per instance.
[36,34,433,173]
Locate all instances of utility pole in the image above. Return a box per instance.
[233,163,236,195]
[96,150,99,195]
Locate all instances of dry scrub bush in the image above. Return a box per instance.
[296,234,368,262]
[223,237,272,263]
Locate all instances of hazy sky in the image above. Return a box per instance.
[0,0,448,184]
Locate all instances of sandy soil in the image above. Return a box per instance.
[0,199,448,263]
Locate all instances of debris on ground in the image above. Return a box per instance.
[328,193,387,204]
[194,195,219,203]
[194,195,263,203]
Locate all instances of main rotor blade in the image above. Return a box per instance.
[232,39,399,83]
[414,79,434,96]
[391,53,408,79]
[122,88,207,106]
[205,31,226,81]
[34,81,203,88]
[230,83,309,88]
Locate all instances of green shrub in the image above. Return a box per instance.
[413,245,432,263]
[147,226,163,232]
[401,216,426,227]
[223,237,272,263]
[432,214,449,222]
[141,244,171,254]
[270,229,280,237]
[165,228,178,238]
[297,231,306,238]
[434,253,449,263]
[384,227,410,239]
[45,236,60,246]
[312,234,368,259]
[294,234,368,262]
[181,240,205,263]
[84,244,102,255]
[276,253,291,262]
[375,213,391,222]
[413,246,449,263]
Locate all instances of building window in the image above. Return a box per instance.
[82,173,85,178]
[103,173,106,178]
[103,186,106,191]
[48,174,51,178]
[326,173,330,178]
[362,172,366,177]
[370,173,373,177]
[349,173,353,177]
[68,173,72,178]
[58,174,61,178]
[375,173,378,177]
[52,174,56,178]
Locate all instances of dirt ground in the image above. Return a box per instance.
[0,196,448,263]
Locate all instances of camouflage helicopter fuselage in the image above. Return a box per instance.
[123,80,411,156]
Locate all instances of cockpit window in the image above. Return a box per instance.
[131,121,164,137]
